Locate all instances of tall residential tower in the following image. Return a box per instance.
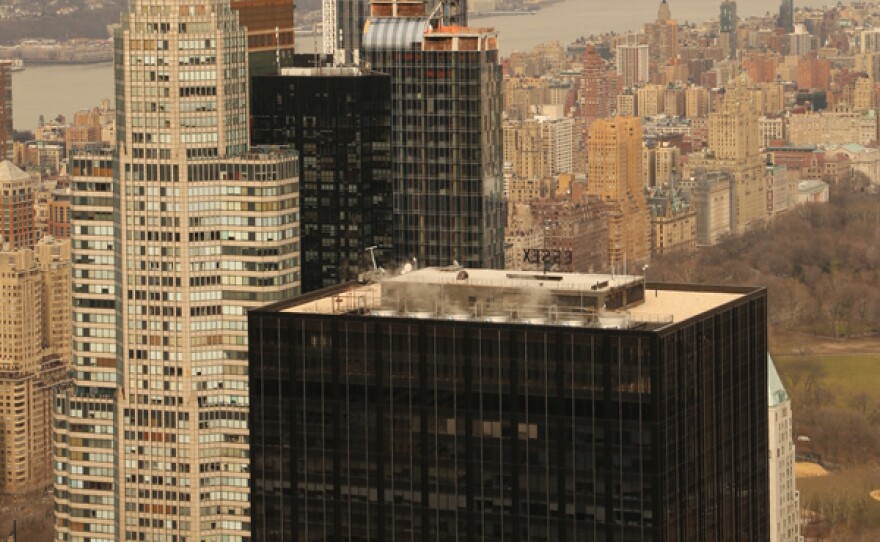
[362,1,504,268]
[53,1,300,541]
[0,61,11,162]
[720,0,739,60]
[586,116,651,270]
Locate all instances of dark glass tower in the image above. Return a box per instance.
[362,15,505,269]
[720,0,739,59]
[249,268,771,542]
[232,0,296,75]
[251,67,392,293]
[337,0,368,64]
[778,0,794,34]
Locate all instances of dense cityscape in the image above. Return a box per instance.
[1,0,880,541]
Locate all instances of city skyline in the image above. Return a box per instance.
[0,0,860,539]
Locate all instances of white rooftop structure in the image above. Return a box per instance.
[284,267,746,330]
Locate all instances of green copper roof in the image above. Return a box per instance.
[768,354,789,407]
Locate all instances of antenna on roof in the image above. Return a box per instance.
[366,246,379,271]
[359,246,385,284]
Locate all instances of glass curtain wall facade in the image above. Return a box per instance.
[249,282,770,542]
[362,21,505,269]
[250,69,392,293]
[53,2,300,541]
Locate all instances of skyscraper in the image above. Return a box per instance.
[231,0,296,74]
[251,67,393,293]
[0,238,70,494]
[0,160,35,250]
[687,86,767,234]
[53,1,300,540]
[323,0,368,64]
[581,45,612,131]
[361,2,504,269]
[249,268,771,541]
[616,42,649,87]
[778,0,794,34]
[644,0,678,66]
[0,61,11,162]
[586,116,651,270]
[720,0,739,60]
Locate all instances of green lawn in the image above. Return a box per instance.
[773,353,880,405]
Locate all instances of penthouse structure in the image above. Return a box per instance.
[362,4,505,268]
[249,267,770,541]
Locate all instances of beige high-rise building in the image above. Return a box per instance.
[787,108,878,147]
[688,87,767,233]
[0,238,70,494]
[853,76,876,113]
[663,86,685,117]
[637,84,666,118]
[709,87,761,162]
[642,143,680,188]
[0,161,36,250]
[616,43,649,87]
[685,85,709,119]
[504,116,574,179]
[587,117,650,269]
[53,1,299,541]
[759,116,785,148]
[617,92,637,117]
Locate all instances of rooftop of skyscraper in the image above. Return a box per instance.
[272,267,756,331]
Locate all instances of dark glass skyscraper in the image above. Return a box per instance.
[720,0,739,59]
[232,0,296,74]
[337,0,368,64]
[249,268,770,542]
[362,12,505,269]
[251,67,393,293]
[778,0,794,34]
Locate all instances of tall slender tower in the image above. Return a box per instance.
[0,60,11,161]
[53,1,300,541]
[582,44,613,148]
[362,0,504,268]
[587,116,650,269]
[720,0,738,60]
[778,0,794,34]
[324,0,368,64]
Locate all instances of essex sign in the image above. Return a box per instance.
[522,248,573,266]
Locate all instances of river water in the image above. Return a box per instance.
[11,0,829,130]
[12,62,114,131]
